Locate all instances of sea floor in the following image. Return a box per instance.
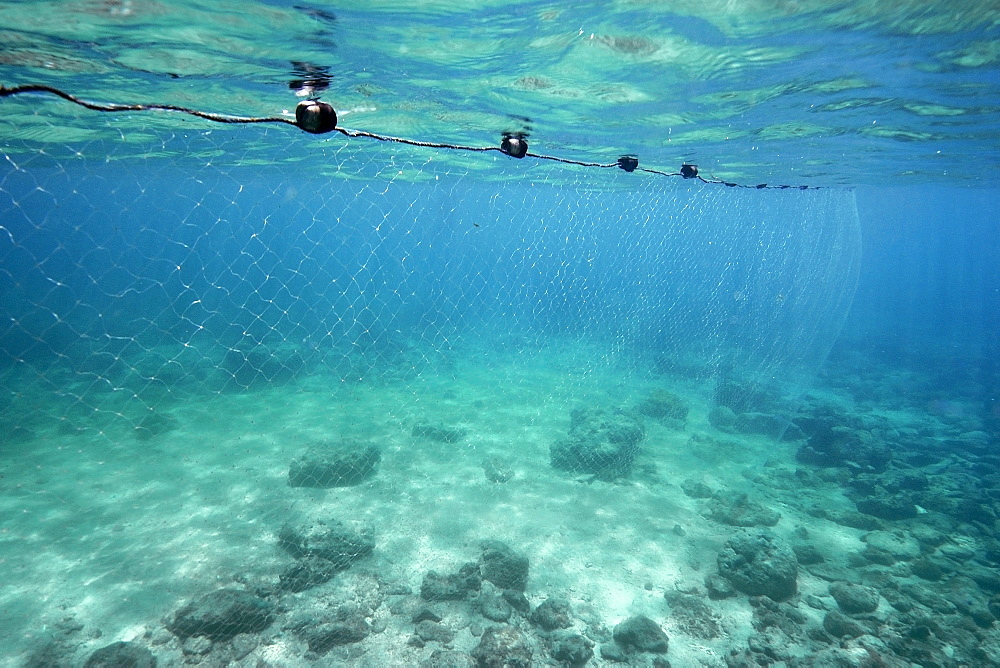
[1,335,999,667]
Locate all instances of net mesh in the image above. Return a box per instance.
[0,120,860,664]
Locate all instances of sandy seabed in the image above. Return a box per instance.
[2,337,998,667]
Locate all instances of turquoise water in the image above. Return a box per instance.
[1,2,999,667]
[1,0,999,184]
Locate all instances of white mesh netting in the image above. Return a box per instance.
[0,121,860,665]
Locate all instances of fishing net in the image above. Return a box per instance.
[0,106,860,663]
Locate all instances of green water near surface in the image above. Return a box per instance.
[1,0,998,185]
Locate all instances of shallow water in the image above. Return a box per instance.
[1,0,999,184]
[1,2,999,667]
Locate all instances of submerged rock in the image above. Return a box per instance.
[503,589,531,615]
[636,389,689,425]
[911,557,947,581]
[278,555,340,592]
[749,595,807,637]
[167,588,275,641]
[793,402,892,473]
[479,540,529,591]
[717,530,798,601]
[792,541,825,565]
[824,509,884,531]
[855,495,917,521]
[414,619,456,644]
[477,583,513,622]
[550,632,594,665]
[421,563,482,601]
[550,406,645,480]
[822,610,871,638]
[288,440,380,487]
[708,405,739,431]
[705,573,737,599]
[83,642,156,668]
[471,626,533,668]
[714,378,779,415]
[681,478,716,499]
[797,427,892,472]
[299,618,371,653]
[707,491,781,527]
[600,642,628,662]
[612,615,669,653]
[732,412,796,437]
[530,597,573,631]
[829,582,880,614]
[278,519,374,568]
[862,531,921,563]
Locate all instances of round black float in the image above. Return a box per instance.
[500,135,528,159]
[617,155,639,172]
[295,100,337,134]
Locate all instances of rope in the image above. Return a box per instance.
[0,84,823,190]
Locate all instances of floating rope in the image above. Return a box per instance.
[0,84,818,190]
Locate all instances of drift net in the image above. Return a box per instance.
[0,118,860,665]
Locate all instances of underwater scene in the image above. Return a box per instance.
[0,1,999,667]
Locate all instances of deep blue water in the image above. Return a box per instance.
[3,154,996,424]
[848,187,999,362]
[0,153,862,383]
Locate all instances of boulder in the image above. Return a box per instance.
[717,530,798,600]
[829,582,880,614]
[421,563,482,601]
[479,540,529,591]
[550,632,594,665]
[862,531,921,563]
[636,389,688,424]
[278,520,374,568]
[550,407,645,479]
[822,610,871,638]
[471,626,532,668]
[167,588,274,641]
[84,642,156,668]
[530,597,573,631]
[288,440,380,487]
[612,615,669,653]
[300,618,371,654]
[855,495,917,521]
[477,583,513,622]
[278,555,340,592]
